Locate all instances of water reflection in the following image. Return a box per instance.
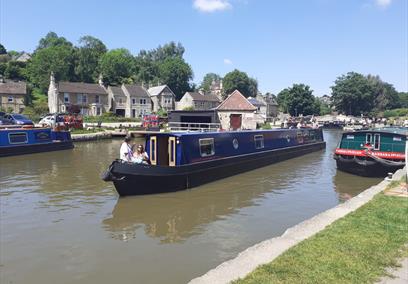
[333,170,382,201]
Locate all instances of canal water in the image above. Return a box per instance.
[0,130,381,284]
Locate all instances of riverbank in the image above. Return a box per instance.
[190,168,407,284]
[71,131,112,141]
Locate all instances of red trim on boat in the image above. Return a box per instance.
[335,148,405,160]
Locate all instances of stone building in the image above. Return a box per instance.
[255,93,278,119]
[147,85,175,112]
[0,78,27,113]
[48,73,108,115]
[107,84,152,118]
[209,79,223,100]
[216,90,263,130]
[176,91,220,110]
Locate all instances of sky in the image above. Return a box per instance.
[0,0,407,96]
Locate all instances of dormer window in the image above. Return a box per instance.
[64,93,69,103]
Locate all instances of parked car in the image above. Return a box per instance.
[39,115,56,127]
[0,117,13,125]
[4,114,34,125]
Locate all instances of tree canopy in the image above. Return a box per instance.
[36,32,73,51]
[277,84,319,116]
[222,69,257,99]
[98,49,134,86]
[199,73,221,92]
[75,36,107,83]
[0,43,6,55]
[158,57,193,100]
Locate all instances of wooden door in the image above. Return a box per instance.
[230,114,242,130]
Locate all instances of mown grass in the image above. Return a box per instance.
[234,192,408,284]
[70,128,102,134]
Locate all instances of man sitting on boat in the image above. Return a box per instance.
[131,144,150,165]
[120,136,133,162]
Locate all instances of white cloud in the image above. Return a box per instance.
[193,0,232,13]
[223,58,233,65]
[375,0,392,8]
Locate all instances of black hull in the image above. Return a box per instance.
[335,159,404,177]
[109,141,326,196]
[0,141,74,157]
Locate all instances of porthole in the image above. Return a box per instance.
[232,138,239,149]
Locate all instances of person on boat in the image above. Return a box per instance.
[120,136,133,162]
[131,144,150,164]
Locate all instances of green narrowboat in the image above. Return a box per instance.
[334,127,407,177]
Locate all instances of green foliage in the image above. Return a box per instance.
[0,43,6,54]
[36,31,73,51]
[222,69,257,99]
[319,102,332,115]
[156,108,168,117]
[277,84,319,116]
[200,73,221,92]
[383,108,408,118]
[27,45,75,91]
[183,106,195,111]
[258,123,272,129]
[98,48,134,85]
[75,35,107,83]
[23,88,49,121]
[235,193,408,284]
[4,61,27,80]
[0,54,11,63]
[158,57,193,100]
[397,92,408,108]
[139,41,185,61]
[0,63,6,75]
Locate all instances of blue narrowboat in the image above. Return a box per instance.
[0,127,74,157]
[103,128,326,196]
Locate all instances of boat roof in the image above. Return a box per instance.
[343,127,408,136]
[147,128,307,137]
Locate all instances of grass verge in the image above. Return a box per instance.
[234,192,408,284]
[70,128,102,134]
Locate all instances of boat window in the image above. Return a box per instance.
[346,135,354,139]
[374,134,380,150]
[199,138,215,157]
[150,136,157,165]
[254,135,264,149]
[366,133,372,144]
[9,132,28,144]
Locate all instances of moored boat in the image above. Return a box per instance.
[0,126,74,157]
[333,127,407,177]
[102,128,326,196]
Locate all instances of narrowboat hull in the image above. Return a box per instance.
[334,155,404,177]
[107,141,326,196]
[0,140,74,157]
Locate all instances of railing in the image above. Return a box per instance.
[168,122,221,132]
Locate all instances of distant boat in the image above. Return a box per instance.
[333,127,406,177]
[102,128,326,196]
[0,126,73,157]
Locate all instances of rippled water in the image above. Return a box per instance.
[0,130,381,284]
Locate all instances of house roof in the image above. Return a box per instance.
[186,92,220,102]
[124,84,149,97]
[0,80,27,95]
[58,82,107,95]
[147,85,169,97]
[247,97,266,107]
[216,90,256,111]
[109,86,125,97]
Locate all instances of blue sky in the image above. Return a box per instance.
[1,0,407,95]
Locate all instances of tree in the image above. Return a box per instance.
[5,61,27,80]
[331,72,376,115]
[222,69,255,99]
[366,74,399,111]
[158,57,193,100]
[277,84,318,116]
[98,48,134,85]
[0,43,6,55]
[397,92,408,108]
[199,73,221,92]
[27,45,75,91]
[133,55,159,85]
[75,36,107,82]
[36,32,73,51]
[141,41,185,61]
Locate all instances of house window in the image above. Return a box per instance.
[254,135,264,149]
[64,93,69,103]
[132,109,136,118]
[199,138,215,157]
[140,98,146,105]
[119,98,123,104]
[82,94,87,104]
[96,107,101,115]
[95,95,100,104]
[8,96,13,102]
[132,98,136,105]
